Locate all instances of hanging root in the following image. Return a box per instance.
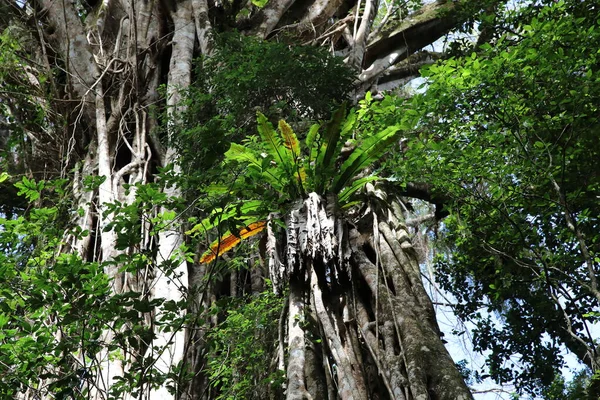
[272,193,473,400]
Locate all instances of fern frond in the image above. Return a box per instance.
[340,108,357,138]
[278,119,306,194]
[306,123,321,160]
[332,125,400,193]
[313,105,346,192]
[257,113,286,166]
[305,123,321,185]
[317,104,346,173]
[279,120,300,159]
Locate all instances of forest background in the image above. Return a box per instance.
[0,0,599,399]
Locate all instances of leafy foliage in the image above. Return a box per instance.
[0,179,109,398]
[174,32,354,184]
[0,177,192,398]
[205,290,285,400]
[4,0,600,397]
[188,106,403,260]
[544,370,600,400]
[403,0,600,394]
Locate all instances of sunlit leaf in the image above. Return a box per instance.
[199,221,267,264]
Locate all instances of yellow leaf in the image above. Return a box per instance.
[297,166,307,184]
[278,120,300,158]
[199,221,267,264]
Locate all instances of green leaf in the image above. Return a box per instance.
[15,176,42,202]
[225,143,261,166]
[337,175,381,204]
[186,200,265,237]
[318,104,346,173]
[257,113,288,167]
[306,123,321,171]
[332,125,400,193]
[313,105,346,192]
[278,120,305,195]
[278,120,300,159]
[340,109,357,138]
[224,142,282,189]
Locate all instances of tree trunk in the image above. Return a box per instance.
[268,191,473,400]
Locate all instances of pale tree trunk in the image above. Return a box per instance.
[6,0,483,397]
[267,191,473,400]
[149,3,196,398]
[17,0,202,397]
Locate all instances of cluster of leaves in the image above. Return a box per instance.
[224,107,401,201]
[451,0,593,55]
[544,370,600,400]
[205,290,285,399]
[187,105,405,262]
[0,178,109,398]
[174,32,354,182]
[0,176,193,398]
[400,0,600,394]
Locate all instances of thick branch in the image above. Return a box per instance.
[364,1,458,67]
[38,0,97,103]
[287,280,312,400]
[250,0,298,38]
[398,182,450,220]
[192,0,214,54]
[298,0,345,32]
[310,266,367,400]
[377,51,441,86]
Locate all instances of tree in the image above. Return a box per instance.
[184,107,475,399]
[397,0,600,396]
[6,0,588,398]
[0,0,490,398]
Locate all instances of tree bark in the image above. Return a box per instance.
[266,191,473,400]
